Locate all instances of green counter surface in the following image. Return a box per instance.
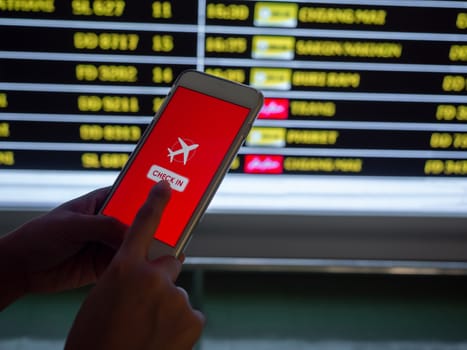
[1,271,467,349]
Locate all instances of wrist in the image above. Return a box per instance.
[0,231,27,310]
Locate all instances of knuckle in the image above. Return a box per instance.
[176,286,189,299]
[171,290,205,330]
[147,271,174,298]
[182,312,205,341]
[171,286,190,308]
[107,255,128,278]
[191,312,206,333]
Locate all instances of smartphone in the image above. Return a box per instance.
[101,70,263,259]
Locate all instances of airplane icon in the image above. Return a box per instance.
[168,137,199,165]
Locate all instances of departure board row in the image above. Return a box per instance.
[1,0,467,176]
[2,1,466,33]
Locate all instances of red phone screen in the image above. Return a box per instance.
[102,86,250,247]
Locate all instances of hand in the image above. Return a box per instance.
[65,181,205,350]
[0,187,128,308]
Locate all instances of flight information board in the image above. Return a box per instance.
[1,0,467,178]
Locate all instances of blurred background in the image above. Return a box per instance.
[1,269,467,349]
[1,0,467,348]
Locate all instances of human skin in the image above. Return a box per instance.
[0,186,128,309]
[0,181,205,349]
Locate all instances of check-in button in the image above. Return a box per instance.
[147,164,189,192]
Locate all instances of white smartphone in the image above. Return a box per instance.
[101,70,263,259]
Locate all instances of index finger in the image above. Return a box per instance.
[122,181,172,258]
[152,255,183,282]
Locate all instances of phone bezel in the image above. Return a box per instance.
[101,70,263,259]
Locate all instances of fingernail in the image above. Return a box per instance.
[153,180,172,196]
